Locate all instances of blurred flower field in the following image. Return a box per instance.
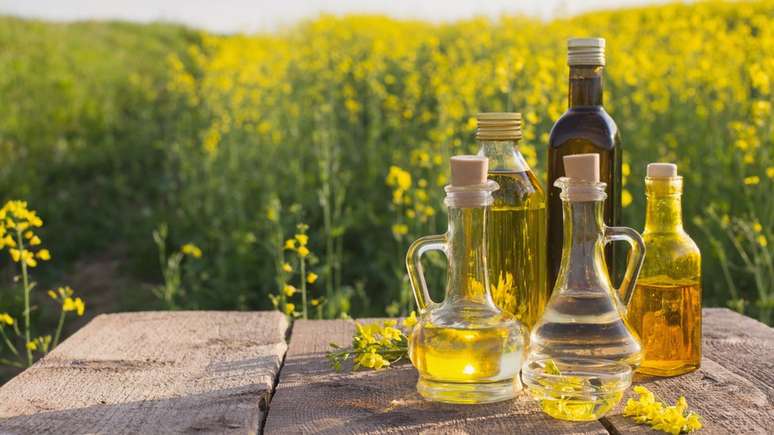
[0,1,771,324]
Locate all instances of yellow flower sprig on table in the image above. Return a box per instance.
[327,312,417,371]
[624,386,702,434]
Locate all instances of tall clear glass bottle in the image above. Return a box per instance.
[476,112,547,328]
[531,154,644,369]
[406,155,528,404]
[547,38,622,292]
[628,163,701,376]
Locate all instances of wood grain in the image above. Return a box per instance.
[702,308,774,402]
[263,319,607,435]
[0,311,289,435]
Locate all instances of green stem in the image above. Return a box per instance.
[16,230,32,366]
[0,358,23,368]
[52,308,66,348]
[301,255,308,320]
[0,327,20,358]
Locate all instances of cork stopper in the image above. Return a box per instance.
[568,37,606,66]
[450,155,488,186]
[647,163,678,178]
[476,112,522,141]
[563,154,600,182]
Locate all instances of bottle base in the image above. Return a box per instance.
[636,361,700,377]
[417,377,520,404]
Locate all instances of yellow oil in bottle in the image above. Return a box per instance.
[410,322,521,383]
[628,165,702,377]
[488,171,548,328]
[628,277,701,376]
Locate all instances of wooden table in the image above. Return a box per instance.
[0,309,770,434]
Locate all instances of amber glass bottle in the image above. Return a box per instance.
[547,38,621,291]
[628,163,701,376]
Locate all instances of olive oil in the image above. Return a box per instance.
[476,112,548,328]
[488,171,547,327]
[628,279,701,376]
[628,163,701,376]
[547,38,621,292]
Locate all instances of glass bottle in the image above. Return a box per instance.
[531,154,644,368]
[475,112,548,328]
[628,163,701,376]
[547,38,622,293]
[406,155,528,404]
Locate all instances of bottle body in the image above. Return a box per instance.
[628,175,701,376]
[479,141,548,328]
[531,178,643,369]
[406,177,528,404]
[547,66,622,292]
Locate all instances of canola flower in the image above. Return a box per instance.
[165,1,772,322]
[0,201,83,367]
[327,313,417,371]
[623,386,702,434]
[271,223,323,319]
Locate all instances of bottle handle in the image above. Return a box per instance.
[405,234,447,312]
[604,226,646,308]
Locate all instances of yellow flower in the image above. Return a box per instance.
[181,243,202,258]
[402,311,417,328]
[391,223,408,237]
[73,297,85,316]
[0,313,14,326]
[62,297,78,312]
[294,234,309,246]
[622,162,631,177]
[282,262,293,273]
[767,167,774,179]
[284,303,295,315]
[306,272,318,284]
[753,222,762,233]
[1,235,15,248]
[743,175,760,185]
[48,290,58,300]
[622,189,633,208]
[310,298,320,306]
[9,248,20,262]
[36,249,51,260]
[26,341,37,351]
[29,236,41,246]
[24,231,33,239]
[283,284,296,297]
[284,239,296,250]
[758,235,768,247]
[297,246,310,257]
[266,207,278,222]
[355,349,390,369]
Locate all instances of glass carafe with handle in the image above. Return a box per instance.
[406,155,528,404]
[530,153,645,368]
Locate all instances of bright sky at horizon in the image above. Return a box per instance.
[0,0,669,34]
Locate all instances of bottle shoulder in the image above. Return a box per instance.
[641,231,701,279]
[548,107,620,150]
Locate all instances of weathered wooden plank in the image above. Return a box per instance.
[701,308,774,402]
[264,319,606,434]
[602,357,773,434]
[0,311,289,435]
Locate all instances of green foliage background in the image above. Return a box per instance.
[0,1,771,322]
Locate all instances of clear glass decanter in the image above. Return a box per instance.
[406,155,529,404]
[530,154,645,368]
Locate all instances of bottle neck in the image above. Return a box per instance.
[569,65,604,108]
[477,140,530,173]
[644,178,684,233]
[555,199,610,291]
[445,206,495,306]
